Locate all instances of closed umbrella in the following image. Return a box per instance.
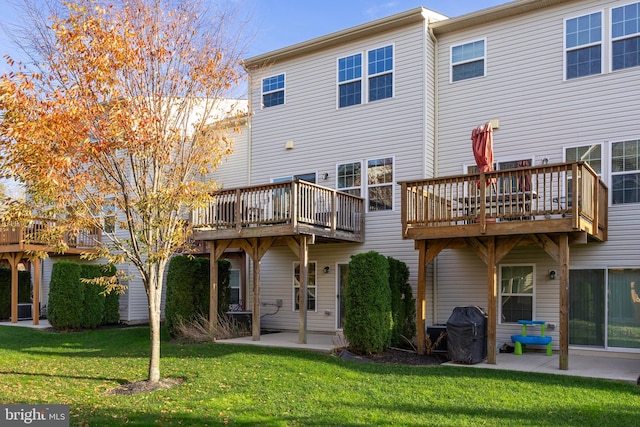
[471,122,495,189]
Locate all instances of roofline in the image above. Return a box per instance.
[243,7,447,69]
[430,0,578,35]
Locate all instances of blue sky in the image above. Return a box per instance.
[0,0,509,73]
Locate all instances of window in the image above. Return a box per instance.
[565,12,602,79]
[607,268,640,349]
[367,158,393,211]
[103,199,115,233]
[338,54,362,108]
[611,139,640,204]
[500,265,534,323]
[565,144,602,174]
[273,173,316,184]
[338,45,393,108]
[229,269,241,308]
[368,45,393,101]
[451,39,485,82]
[337,162,362,197]
[569,269,605,347]
[293,261,316,311]
[612,2,640,71]
[262,74,285,108]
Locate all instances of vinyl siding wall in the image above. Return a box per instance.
[248,20,437,332]
[434,0,640,350]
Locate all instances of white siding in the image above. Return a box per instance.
[247,20,437,332]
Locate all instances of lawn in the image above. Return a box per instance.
[0,325,638,426]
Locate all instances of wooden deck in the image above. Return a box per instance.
[191,180,365,243]
[400,162,607,242]
[399,162,608,371]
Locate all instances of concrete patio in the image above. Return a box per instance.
[4,321,638,385]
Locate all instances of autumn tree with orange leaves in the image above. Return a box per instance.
[0,0,246,383]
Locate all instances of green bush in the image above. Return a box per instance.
[48,261,84,329]
[388,256,416,347]
[0,266,32,320]
[80,264,119,327]
[48,262,119,329]
[344,251,392,355]
[165,256,231,338]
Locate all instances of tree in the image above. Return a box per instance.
[0,0,246,383]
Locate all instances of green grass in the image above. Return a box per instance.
[0,326,638,426]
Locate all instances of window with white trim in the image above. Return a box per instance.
[103,199,116,233]
[293,261,316,311]
[565,12,602,79]
[229,269,241,308]
[338,45,393,108]
[565,144,602,208]
[612,2,640,71]
[338,53,362,108]
[451,39,485,82]
[500,265,535,323]
[337,162,362,197]
[262,74,285,108]
[368,45,393,101]
[611,139,640,204]
[367,158,393,211]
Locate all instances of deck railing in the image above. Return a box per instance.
[401,162,607,238]
[0,219,101,249]
[191,180,365,234]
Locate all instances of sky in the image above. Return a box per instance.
[0,0,510,73]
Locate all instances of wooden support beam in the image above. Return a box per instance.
[298,235,309,344]
[558,234,569,370]
[7,253,22,324]
[486,237,497,364]
[31,257,41,325]
[495,235,524,264]
[208,241,219,332]
[251,252,261,341]
[531,234,560,263]
[466,237,488,265]
[416,240,427,355]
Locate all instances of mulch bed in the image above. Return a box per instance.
[339,348,447,366]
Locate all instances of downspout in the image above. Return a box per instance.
[428,19,439,325]
[246,71,253,186]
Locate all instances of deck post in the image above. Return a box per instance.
[486,237,497,364]
[416,240,427,355]
[252,252,261,341]
[7,253,21,324]
[559,234,569,370]
[298,235,308,344]
[208,241,219,333]
[32,257,41,325]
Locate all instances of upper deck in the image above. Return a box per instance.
[400,162,607,242]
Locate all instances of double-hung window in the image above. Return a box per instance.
[337,158,393,211]
[451,39,485,82]
[367,158,394,211]
[565,12,602,79]
[338,45,393,108]
[338,54,362,108]
[500,265,535,323]
[612,2,640,71]
[103,199,116,233]
[368,45,393,101]
[262,74,285,108]
[294,261,316,311]
[611,139,640,204]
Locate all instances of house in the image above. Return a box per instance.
[192,0,639,368]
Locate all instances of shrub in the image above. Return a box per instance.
[80,264,119,326]
[165,256,231,338]
[48,261,84,329]
[388,256,416,347]
[344,251,392,355]
[0,266,31,320]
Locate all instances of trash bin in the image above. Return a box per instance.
[446,306,487,364]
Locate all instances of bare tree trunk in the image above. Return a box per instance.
[146,264,164,383]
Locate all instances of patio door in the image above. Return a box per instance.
[569,269,605,347]
[337,264,349,329]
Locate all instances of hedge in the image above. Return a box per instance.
[0,266,31,320]
[388,256,416,347]
[165,255,231,337]
[344,251,392,355]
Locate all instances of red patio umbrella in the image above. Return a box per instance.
[471,122,495,189]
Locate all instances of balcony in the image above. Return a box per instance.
[400,162,607,242]
[0,218,101,254]
[191,180,365,243]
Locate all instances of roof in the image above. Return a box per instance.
[243,0,580,69]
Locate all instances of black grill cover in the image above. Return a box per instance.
[446,306,488,364]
